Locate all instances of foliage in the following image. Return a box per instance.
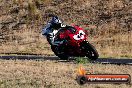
[75,57,90,64]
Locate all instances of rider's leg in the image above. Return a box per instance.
[46,33,54,45]
[47,33,63,46]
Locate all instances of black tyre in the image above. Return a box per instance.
[57,53,69,60]
[51,45,68,60]
[81,41,99,60]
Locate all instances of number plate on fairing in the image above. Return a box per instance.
[73,30,85,40]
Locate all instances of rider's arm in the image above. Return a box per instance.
[42,23,52,36]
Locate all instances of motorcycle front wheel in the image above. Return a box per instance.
[81,41,99,60]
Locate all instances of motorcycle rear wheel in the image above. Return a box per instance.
[51,45,69,60]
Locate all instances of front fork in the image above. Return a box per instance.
[80,40,89,48]
[79,40,90,53]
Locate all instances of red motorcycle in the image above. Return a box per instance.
[42,15,99,60]
[51,25,99,60]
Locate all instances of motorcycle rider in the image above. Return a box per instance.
[42,15,67,46]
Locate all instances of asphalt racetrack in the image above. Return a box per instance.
[0,55,132,65]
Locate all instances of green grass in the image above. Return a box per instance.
[75,57,90,64]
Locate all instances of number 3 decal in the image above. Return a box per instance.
[73,30,85,40]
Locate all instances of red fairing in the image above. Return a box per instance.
[59,32,65,39]
[70,26,87,45]
[59,25,87,47]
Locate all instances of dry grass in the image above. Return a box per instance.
[0,29,53,55]
[0,1,132,88]
[0,0,132,58]
[91,31,132,58]
[0,59,131,88]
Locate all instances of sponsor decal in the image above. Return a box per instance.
[76,66,131,85]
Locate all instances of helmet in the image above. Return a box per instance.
[50,16,62,29]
